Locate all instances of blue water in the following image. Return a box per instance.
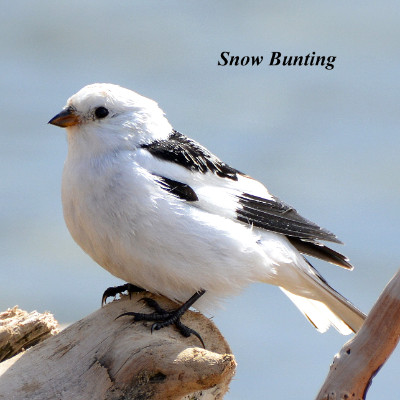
[1,2,400,398]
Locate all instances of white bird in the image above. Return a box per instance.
[49,83,365,344]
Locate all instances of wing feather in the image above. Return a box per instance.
[236,193,341,243]
[139,134,348,268]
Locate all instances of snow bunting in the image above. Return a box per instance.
[49,83,365,343]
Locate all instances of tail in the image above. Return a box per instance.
[280,266,366,335]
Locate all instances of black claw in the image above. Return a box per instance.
[115,311,136,321]
[102,283,145,306]
[117,292,206,348]
[176,320,205,348]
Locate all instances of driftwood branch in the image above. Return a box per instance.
[0,294,236,400]
[316,268,400,400]
[0,306,59,362]
[7,270,399,400]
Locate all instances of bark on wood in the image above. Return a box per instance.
[316,269,400,400]
[0,294,236,400]
[0,306,59,362]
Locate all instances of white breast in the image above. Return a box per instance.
[61,147,285,311]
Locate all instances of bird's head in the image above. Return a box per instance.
[49,83,172,151]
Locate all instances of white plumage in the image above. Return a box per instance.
[49,83,365,335]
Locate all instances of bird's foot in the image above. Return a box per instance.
[117,290,206,348]
[101,283,146,306]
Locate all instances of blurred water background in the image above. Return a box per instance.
[1,2,400,399]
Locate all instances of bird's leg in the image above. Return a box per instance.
[102,283,146,306]
[117,289,206,347]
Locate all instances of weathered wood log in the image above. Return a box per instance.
[0,294,236,400]
[316,269,400,400]
[0,306,59,362]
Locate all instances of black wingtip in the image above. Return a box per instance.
[330,234,344,245]
[316,226,344,245]
[288,237,354,270]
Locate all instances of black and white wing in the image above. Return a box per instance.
[142,130,239,180]
[140,130,352,270]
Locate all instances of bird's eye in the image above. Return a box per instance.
[94,106,109,119]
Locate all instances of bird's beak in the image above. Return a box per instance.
[48,107,80,128]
